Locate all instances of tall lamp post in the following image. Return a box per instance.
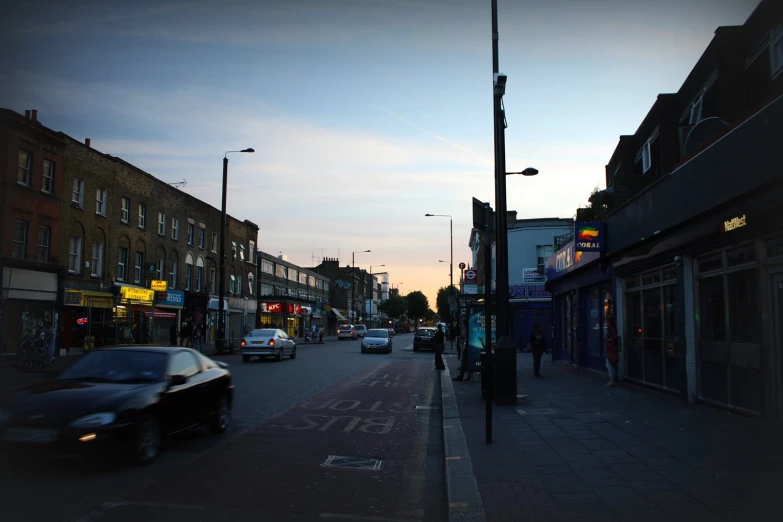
[218,148,254,351]
[352,250,371,324]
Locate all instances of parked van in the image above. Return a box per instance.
[354,324,367,338]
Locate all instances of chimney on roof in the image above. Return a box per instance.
[85,138,91,148]
[24,110,30,119]
[31,110,38,122]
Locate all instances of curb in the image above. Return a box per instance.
[440,364,487,522]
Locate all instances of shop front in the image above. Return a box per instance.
[259,300,306,338]
[0,267,59,356]
[61,288,115,352]
[115,284,175,345]
[228,296,256,339]
[183,291,209,333]
[153,289,185,345]
[546,239,611,371]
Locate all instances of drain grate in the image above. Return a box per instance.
[517,407,559,416]
[321,455,384,470]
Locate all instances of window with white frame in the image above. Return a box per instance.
[42,160,54,194]
[641,139,652,173]
[121,197,130,223]
[198,227,205,249]
[187,223,194,245]
[91,241,104,277]
[158,212,166,235]
[209,267,216,293]
[72,178,84,207]
[69,237,82,273]
[138,203,146,228]
[248,240,255,263]
[240,244,245,261]
[12,220,27,259]
[536,245,553,274]
[230,274,236,294]
[231,241,237,259]
[196,257,204,292]
[211,232,217,253]
[262,259,274,275]
[37,225,50,262]
[171,217,179,239]
[185,254,194,291]
[169,261,178,289]
[248,272,254,295]
[134,252,144,283]
[771,25,783,76]
[96,188,107,216]
[17,150,31,186]
[117,247,128,281]
[156,257,164,280]
[237,275,243,297]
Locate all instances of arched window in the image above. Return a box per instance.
[196,256,205,292]
[185,253,194,291]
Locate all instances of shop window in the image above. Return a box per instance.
[699,275,726,342]
[642,288,662,338]
[727,269,760,344]
[698,254,723,274]
[726,247,755,268]
[626,291,643,338]
[642,272,661,286]
[117,247,128,281]
[663,285,683,340]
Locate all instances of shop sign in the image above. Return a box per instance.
[574,222,606,252]
[720,214,747,233]
[522,268,545,284]
[150,280,168,291]
[64,291,82,306]
[156,290,184,307]
[546,240,601,282]
[289,304,302,314]
[63,290,113,308]
[120,286,155,302]
[260,302,283,313]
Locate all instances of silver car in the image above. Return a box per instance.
[240,328,296,362]
[361,329,392,354]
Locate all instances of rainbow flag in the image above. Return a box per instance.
[578,226,600,240]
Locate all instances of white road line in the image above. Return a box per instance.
[319,514,420,521]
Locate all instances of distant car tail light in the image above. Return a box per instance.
[241,340,246,346]
[268,339,275,346]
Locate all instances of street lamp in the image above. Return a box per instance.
[217,148,254,351]
[352,250,370,324]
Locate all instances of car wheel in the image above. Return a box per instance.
[135,420,161,465]
[242,355,250,363]
[276,347,283,361]
[208,395,231,434]
[290,346,297,360]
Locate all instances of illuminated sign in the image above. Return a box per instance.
[574,222,605,252]
[721,214,747,233]
[150,280,168,291]
[76,318,88,325]
[120,286,155,302]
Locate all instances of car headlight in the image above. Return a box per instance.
[69,412,116,428]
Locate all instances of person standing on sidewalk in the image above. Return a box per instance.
[42,321,57,366]
[434,324,446,370]
[605,317,619,386]
[528,324,548,378]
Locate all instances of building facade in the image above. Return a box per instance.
[257,251,330,337]
[0,109,66,357]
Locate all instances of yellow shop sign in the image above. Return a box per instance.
[120,286,155,302]
[150,280,168,291]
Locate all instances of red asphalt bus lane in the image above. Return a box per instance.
[107,359,445,521]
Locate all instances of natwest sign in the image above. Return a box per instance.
[720,214,747,233]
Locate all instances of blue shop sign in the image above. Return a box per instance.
[155,290,185,308]
[574,221,606,253]
[546,240,601,282]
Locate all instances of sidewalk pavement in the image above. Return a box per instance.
[442,353,783,522]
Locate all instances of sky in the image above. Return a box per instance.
[0,0,761,306]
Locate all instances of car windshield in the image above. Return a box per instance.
[417,329,436,338]
[366,329,388,338]
[339,325,352,329]
[58,350,168,383]
[250,329,276,337]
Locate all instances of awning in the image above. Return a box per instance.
[331,308,347,321]
[130,306,177,319]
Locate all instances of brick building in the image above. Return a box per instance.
[0,109,66,357]
[17,119,262,352]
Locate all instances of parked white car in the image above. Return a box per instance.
[240,328,296,362]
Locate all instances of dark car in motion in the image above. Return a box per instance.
[0,347,234,465]
[413,327,438,352]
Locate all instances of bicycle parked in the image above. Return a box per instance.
[16,328,58,370]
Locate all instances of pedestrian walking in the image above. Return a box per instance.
[193,323,203,353]
[434,324,446,370]
[528,324,548,377]
[605,316,619,386]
